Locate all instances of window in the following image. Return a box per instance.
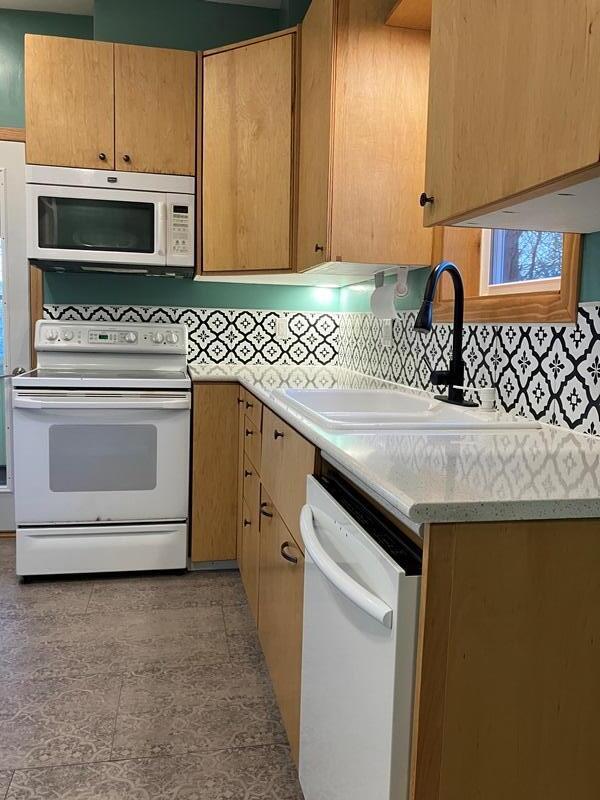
[480,229,564,296]
[431,227,581,324]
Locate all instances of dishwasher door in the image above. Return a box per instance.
[299,475,420,800]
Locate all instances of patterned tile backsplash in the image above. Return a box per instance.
[44,305,339,367]
[45,302,600,437]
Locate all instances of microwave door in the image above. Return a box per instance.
[26,184,167,266]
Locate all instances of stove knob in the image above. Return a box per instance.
[152,331,164,344]
[124,332,137,343]
[46,328,59,341]
[62,329,74,341]
[165,331,178,344]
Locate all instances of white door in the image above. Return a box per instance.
[0,142,31,531]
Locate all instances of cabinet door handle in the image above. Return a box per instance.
[274,430,284,440]
[245,429,253,437]
[260,503,273,518]
[243,518,251,527]
[237,398,244,405]
[419,191,435,207]
[245,401,253,409]
[122,154,131,163]
[244,469,252,477]
[314,243,324,253]
[98,152,107,161]
[280,541,298,564]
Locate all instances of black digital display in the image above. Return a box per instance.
[99,334,109,340]
[173,205,188,214]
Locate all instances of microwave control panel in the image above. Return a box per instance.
[168,201,192,258]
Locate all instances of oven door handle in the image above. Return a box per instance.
[300,504,393,629]
[13,395,191,411]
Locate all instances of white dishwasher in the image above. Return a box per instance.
[299,473,422,800]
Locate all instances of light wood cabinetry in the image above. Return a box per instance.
[25,35,196,175]
[243,414,262,473]
[202,31,297,272]
[239,497,260,619]
[25,35,115,169]
[114,44,196,175]
[423,0,600,229]
[257,489,305,765]
[296,0,432,269]
[386,0,431,29]
[412,517,600,800]
[261,407,316,549]
[190,384,239,564]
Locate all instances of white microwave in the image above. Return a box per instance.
[26,166,195,277]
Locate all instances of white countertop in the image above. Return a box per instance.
[189,363,600,527]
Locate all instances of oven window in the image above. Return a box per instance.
[38,197,155,253]
[49,425,157,492]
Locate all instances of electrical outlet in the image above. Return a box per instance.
[275,316,290,341]
[381,319,393,348]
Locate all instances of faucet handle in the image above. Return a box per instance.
[430,369,452,386]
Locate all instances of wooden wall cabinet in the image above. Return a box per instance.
[202,31,297,272]
[296,0,433,270]
[25,35,196,175]
[423,0,600,229]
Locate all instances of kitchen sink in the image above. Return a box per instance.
[274,388,540,431]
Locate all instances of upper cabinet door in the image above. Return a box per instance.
[423,0,600,228]
[114,44,196,176]
[296,0,336,270]
[202,33,296,272]
[25,35,115,170]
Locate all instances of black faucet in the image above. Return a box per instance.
[414,260,476,407]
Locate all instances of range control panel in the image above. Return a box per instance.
[35,321,187,354]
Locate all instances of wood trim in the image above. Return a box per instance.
[202,26,299,57]
[0,128,25,142]
[29,265,44,369]
[433,230,582,323]
[0,531,16,539]
[195,53,203,277]
[385,0,431,30]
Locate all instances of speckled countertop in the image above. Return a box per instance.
[188,363,600,528]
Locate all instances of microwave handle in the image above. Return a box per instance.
[156,201,167,258]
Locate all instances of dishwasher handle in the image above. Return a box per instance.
[300,504,393,629]
[13,395,190,411]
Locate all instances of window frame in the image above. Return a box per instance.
[432,227,582,324]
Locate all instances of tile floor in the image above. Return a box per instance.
[0,539,304,799]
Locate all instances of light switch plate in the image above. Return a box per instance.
[275,316,290,341]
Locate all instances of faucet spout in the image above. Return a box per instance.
[414,261,476,407]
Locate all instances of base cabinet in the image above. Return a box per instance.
[257,490,305,765]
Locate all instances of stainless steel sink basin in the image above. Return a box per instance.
[274,388,540,431]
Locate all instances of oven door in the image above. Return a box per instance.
[12,390,190,525]
[26,184,166,265]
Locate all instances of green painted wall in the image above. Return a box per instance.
[579,232,600,303]
[93,0,278,51]
[0,10,93,128]
[44,273,341,311]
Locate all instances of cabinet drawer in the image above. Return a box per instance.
[242,390,262,429]
[243,414,262,472]
[261,407,315,550]
[242,453,260,513]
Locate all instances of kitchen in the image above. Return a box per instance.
[1,0,600,798]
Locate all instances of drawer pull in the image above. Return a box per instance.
[244,469,252,477]
[245,401,254,409]
[274,430,284,440]
[245,429,253,437]
[419,191,435,207]
[243,518,251,527]
[280,541,298,564]
[260,502,273,518]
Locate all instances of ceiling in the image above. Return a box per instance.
[0,0,93,14]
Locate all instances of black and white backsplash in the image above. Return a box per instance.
[45,302,600,436]
[337,303,600,437]
[44,305,339,366]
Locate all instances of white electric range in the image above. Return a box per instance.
[12,320,191,577]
